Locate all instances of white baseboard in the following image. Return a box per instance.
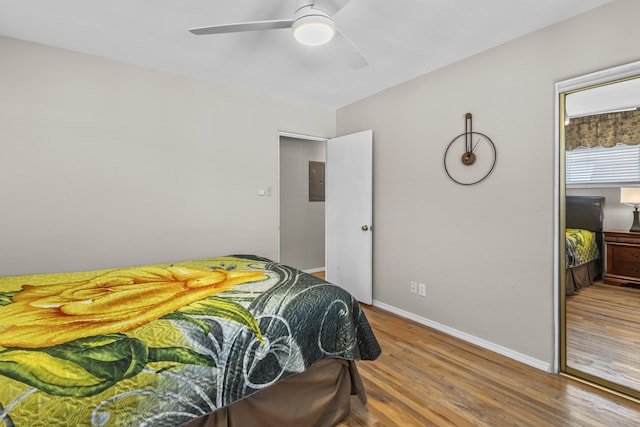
[372,300,552,373]
[303,267,325,274]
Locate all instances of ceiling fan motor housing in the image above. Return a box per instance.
[292,6,336,46]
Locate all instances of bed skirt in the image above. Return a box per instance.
[184,359,366,427]
[566,260,600,295]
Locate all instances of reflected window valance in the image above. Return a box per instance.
[565,109,640,151]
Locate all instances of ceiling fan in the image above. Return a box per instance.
[189,0,368,69]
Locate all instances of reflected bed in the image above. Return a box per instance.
[565,196,605,295]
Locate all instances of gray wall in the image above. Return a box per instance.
[279,137,326,271]
[0,36,333,276]
[336,0,640,368]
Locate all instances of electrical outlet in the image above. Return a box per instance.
[410,281,417,294]
[418,283,426,297]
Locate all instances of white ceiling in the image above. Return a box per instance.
[0,0,614,108]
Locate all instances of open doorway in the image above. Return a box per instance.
[279,129,373,303]
[279,134,327,273]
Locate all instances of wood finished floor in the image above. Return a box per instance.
[337,304,640,426]
[566,282,640,392]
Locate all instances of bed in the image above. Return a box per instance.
[565,196,605,295]
[0,255,381,426]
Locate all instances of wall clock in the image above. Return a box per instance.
[443,113,497,185]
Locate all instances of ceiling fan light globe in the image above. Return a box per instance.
[292,15,335,46]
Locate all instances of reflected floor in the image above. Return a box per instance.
[566,282,640,392]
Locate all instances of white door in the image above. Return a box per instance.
[325,130,373,304]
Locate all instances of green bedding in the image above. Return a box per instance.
[0,255,381,426]
[566,228,600,268]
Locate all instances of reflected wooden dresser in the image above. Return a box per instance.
[603,230,640,286]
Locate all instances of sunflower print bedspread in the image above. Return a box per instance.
[0,255,381,426]
[566,228,600,268]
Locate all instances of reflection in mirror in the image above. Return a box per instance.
[563,73,640,397]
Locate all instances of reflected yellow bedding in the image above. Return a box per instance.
[566,228,599,268]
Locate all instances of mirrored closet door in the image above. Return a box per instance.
[559,60,640,399]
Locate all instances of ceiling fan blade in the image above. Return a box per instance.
[311,0,353,16]
[328,30,368,69]
[189,19,293,35]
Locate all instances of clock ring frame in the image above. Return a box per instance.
[443,131,497,186]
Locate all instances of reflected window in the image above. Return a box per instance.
[566,143,640,185]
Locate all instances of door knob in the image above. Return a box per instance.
[361,225,369,231]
